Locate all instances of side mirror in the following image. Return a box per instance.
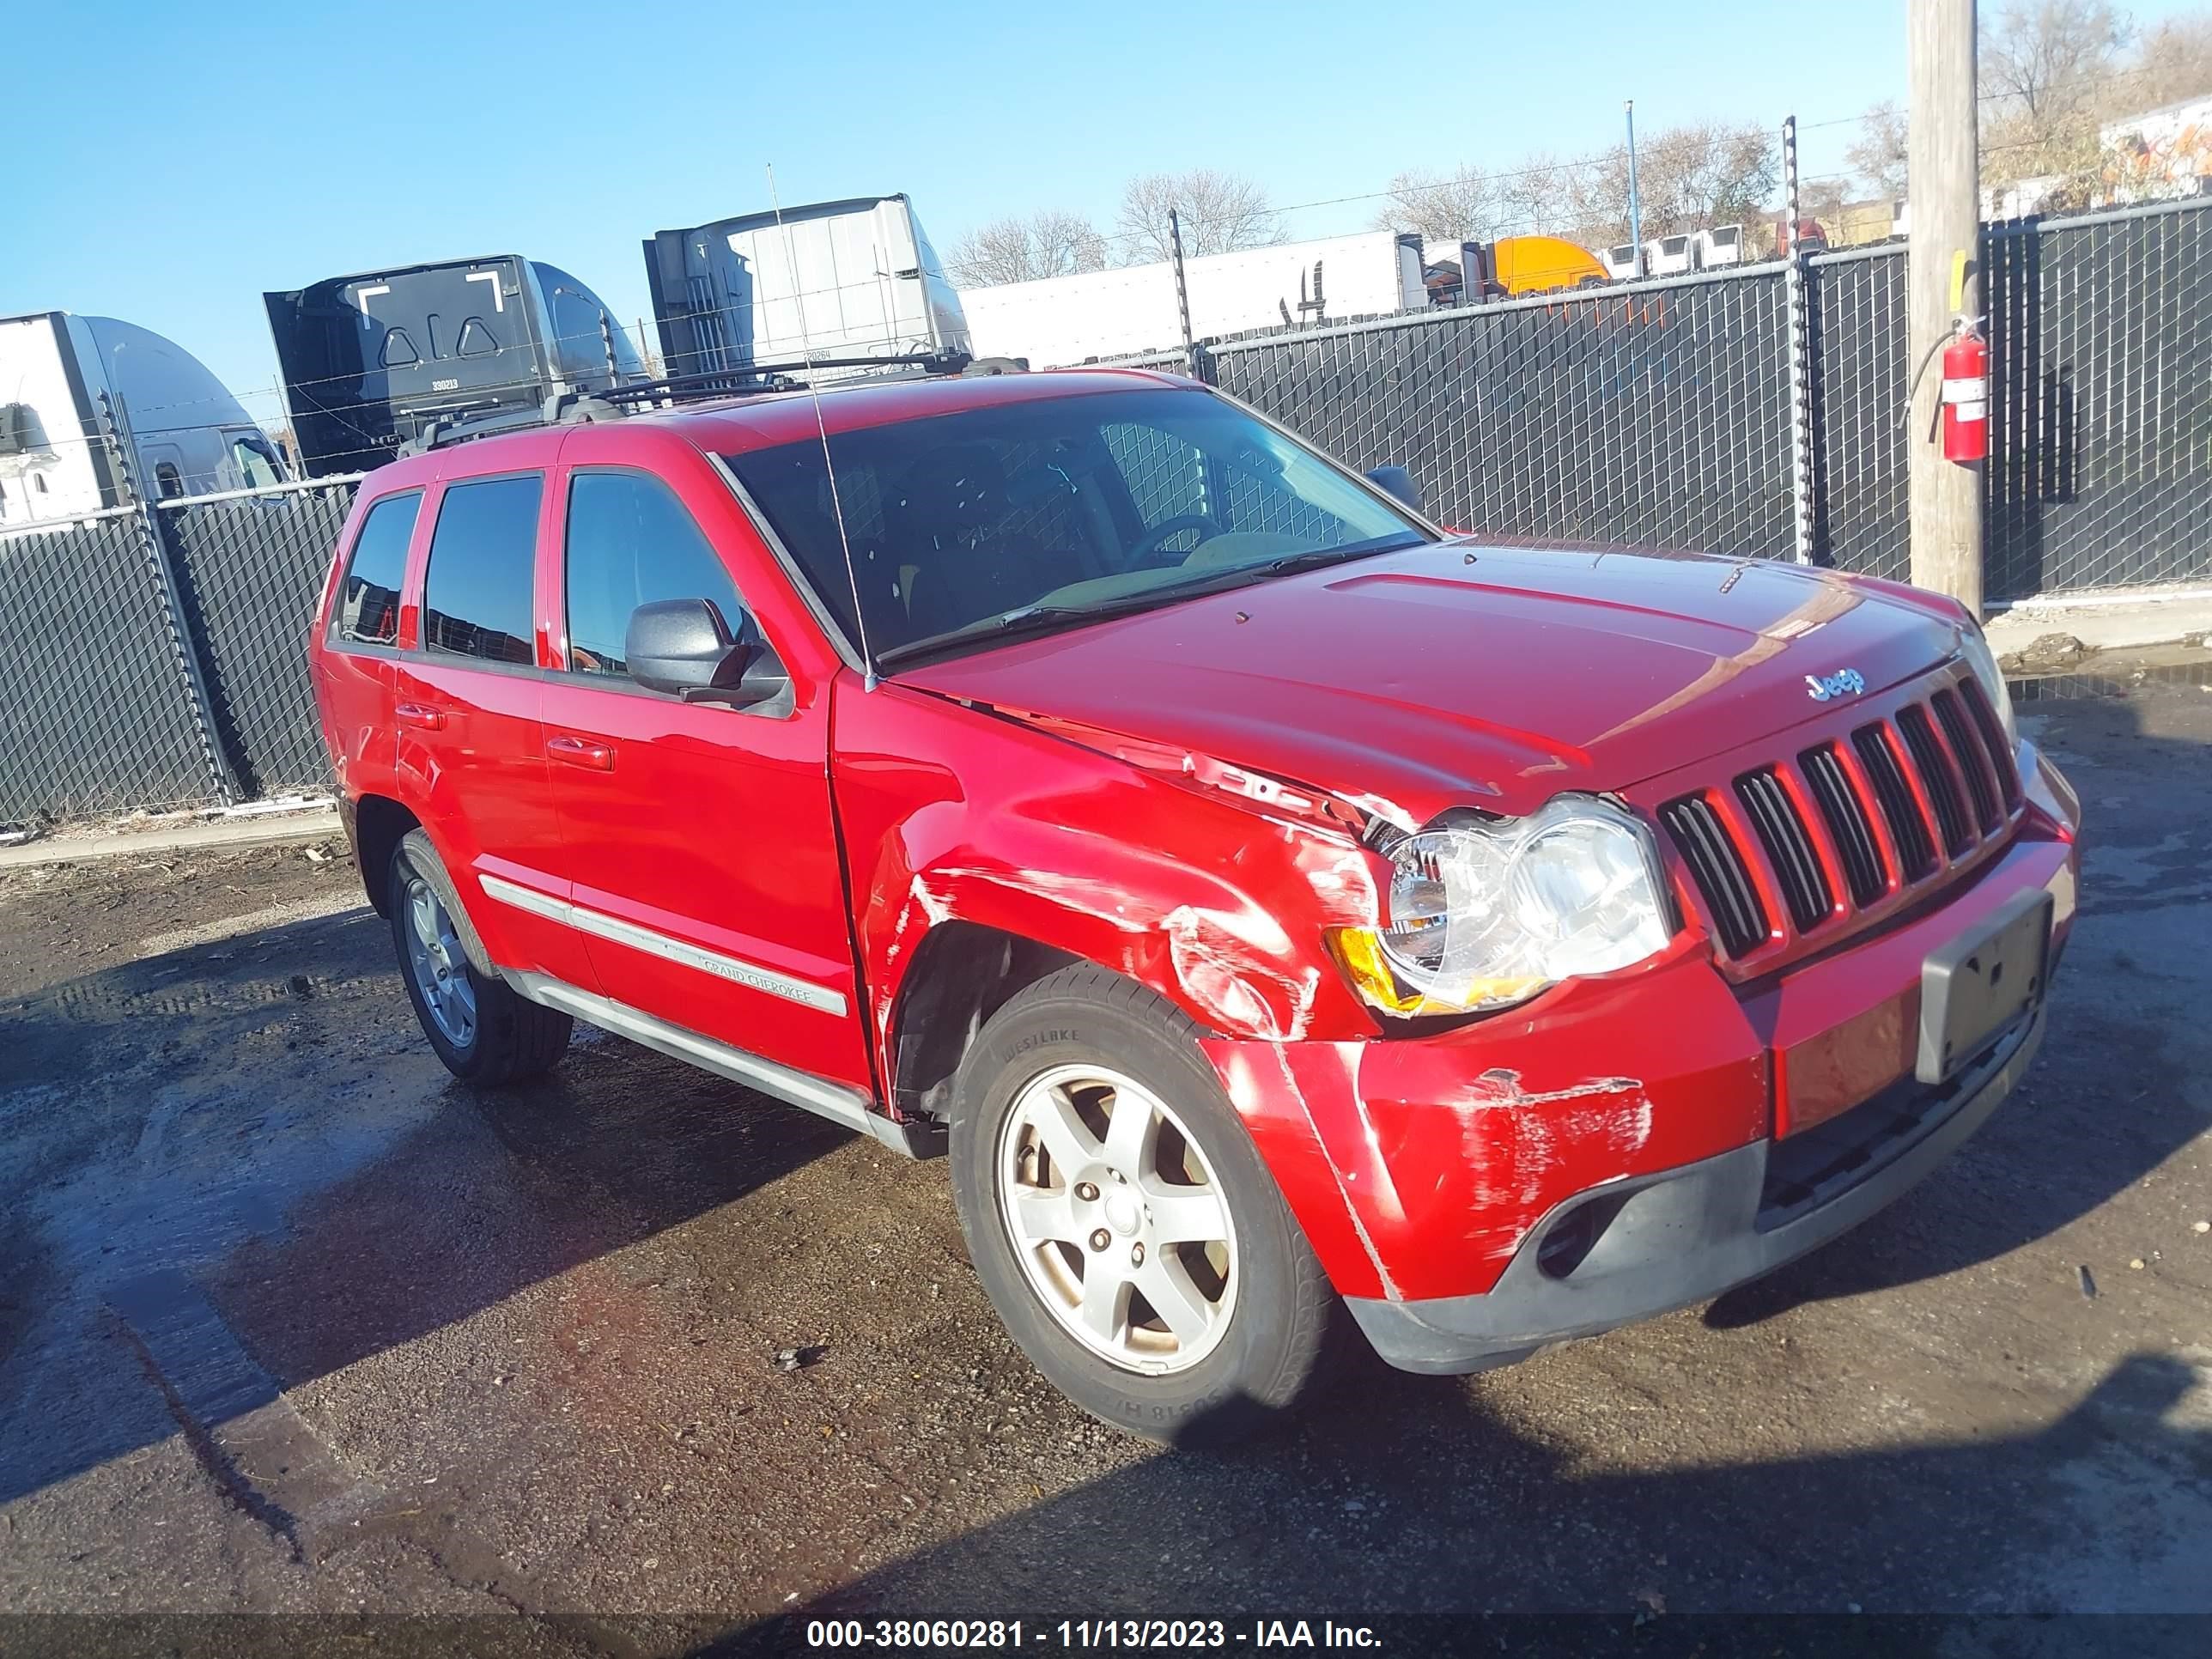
[1366,465,1423,514]
[624,598,790,710]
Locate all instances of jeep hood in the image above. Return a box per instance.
[890,541,1967,825]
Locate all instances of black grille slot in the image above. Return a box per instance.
[1734,769,1833,933]
[1661,794,1769,958]
[1897,703,1973,855]
[1852,723,1937,881]
[1931,689,2002,833]
[1960,678,2023,808]
[1800,744,1886,905]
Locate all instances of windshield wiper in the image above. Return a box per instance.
[1261,535,1425,576]
[873,591,1187,667]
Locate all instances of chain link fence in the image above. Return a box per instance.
[1212,270,1796,558]
[0,509,223,822]
[158,479,361,799]
[1805,246,1912,583]
[1168,197,2210,605]
[1986,199,2212,599]
[0,198,2204,824]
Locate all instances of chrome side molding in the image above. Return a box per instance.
[480,873,848,1017]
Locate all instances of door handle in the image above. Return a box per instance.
[395,701,446,731]
[548,734,616,771]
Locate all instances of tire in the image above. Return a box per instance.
[947,964,1348,1447]
[388,830,571,1085]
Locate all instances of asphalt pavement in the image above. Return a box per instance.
[2,679,2208,1655]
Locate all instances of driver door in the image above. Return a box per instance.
[536,445,872,1094]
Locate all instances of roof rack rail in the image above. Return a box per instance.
[393,349,1006,457]
[398,389,623,458]
[599,349,975,409]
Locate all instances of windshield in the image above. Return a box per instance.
[724,386,1430,665]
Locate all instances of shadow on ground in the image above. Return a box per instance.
[0,902,853,1508]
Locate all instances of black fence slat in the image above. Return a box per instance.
[158,485,360,798]
[1210,276,1798,559]
[0,515,220,822]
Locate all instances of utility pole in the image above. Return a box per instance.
[1907,0,1983,611]
[1625,100,1644,279]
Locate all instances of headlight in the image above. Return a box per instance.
[1957,623,2019,748]
[1329,795,1674,1018]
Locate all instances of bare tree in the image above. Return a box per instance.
[1375,156,1588,244]
[1375,167,1508,243]
[1844,100,1911,199]
[1981,0,2130,130]
[2114,9,2212,110]
[945,210,1109,289]
[1564,121,1778,246]
[1115,170,1281,263]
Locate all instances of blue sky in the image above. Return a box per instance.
[5,0,2196,422]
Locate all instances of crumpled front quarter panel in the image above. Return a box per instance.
[832,678,1389,1054]
[832,677,1407,1292]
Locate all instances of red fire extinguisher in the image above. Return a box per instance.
[1939,322,1990,464]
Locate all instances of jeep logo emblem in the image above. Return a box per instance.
[1805,668,1867,702]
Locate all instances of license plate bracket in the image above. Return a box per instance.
[1917,888,2053,1085]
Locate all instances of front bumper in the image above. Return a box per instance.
[1200,744,2080,1352]
[1344,1005,2045,1373]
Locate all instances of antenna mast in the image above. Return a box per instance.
[767,163,878,690]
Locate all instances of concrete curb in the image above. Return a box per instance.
[0,806,342,872]
[1986,586,2212,661]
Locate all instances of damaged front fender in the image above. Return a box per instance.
[833,678,1392,1064]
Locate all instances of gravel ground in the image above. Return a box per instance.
[1,684,2208,1652]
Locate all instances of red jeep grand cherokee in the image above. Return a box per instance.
[310,368,2080,1444]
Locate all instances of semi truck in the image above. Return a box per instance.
[642,195,971,386]
[265,256,647,478]
[1,310,284,527]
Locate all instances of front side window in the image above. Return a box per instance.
[335,490,421,646]
[422,475,541,664]
[725,386,1425,666]
[563,471,745,677]
[230,435,284,489]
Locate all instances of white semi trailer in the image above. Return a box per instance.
[958,230,1427,368]
[643,195,971,385]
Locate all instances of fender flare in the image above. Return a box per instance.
[392,827,500,981]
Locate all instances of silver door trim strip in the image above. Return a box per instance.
[500,970,927,1157]
[477,873,848,1017]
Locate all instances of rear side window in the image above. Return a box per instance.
[422,475,542,665]
[334,490,421,646]
[563,471,744,678]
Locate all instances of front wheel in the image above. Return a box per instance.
[388,830,571,1085]
[947,966,1347,1446]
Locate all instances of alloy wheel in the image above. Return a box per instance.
[995,1063,1237,1375]
[402,876,477,1048]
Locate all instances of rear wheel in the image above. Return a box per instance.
[388,830,570,1085]
[948,966,1347,1446]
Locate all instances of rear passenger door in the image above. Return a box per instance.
[538,451,872,1095]
[317,487,421,835]
[392,463,597,988]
